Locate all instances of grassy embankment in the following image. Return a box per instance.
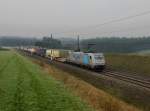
[0,51,92,111]
[31,57,142,111]
[106,54,150,76]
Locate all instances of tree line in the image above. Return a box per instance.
[1,36,150,53]
[81,37,150,53]
[35,37,62,48]
[0,36,62,49]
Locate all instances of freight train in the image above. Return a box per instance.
[20,47,106,71]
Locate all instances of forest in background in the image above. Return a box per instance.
[81,37,150,53]
[0,36,150,53]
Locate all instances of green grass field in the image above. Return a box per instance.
[0,51,92,111]
[106,54,150,76]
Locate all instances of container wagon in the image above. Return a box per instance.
[35,48,46,57]
[46,49,70,62]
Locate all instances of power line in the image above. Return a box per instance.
[54,10,150,35]
[86,10,150,28]
[79,24,150,37]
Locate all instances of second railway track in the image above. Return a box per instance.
[102,70,150,90]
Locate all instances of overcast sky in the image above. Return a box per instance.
[0,0,150,38]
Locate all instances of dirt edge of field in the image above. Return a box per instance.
[31,59,142,111]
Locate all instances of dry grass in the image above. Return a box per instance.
[32,60,142,111]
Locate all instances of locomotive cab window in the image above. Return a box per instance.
[90,56,92,59]
[95,56,102,60]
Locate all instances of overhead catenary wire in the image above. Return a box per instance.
[85,10,150,28]
[78,24,150,36]
[53,10,150,36]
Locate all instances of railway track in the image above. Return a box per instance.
[20,51,150,91]
[102,70,150,90]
